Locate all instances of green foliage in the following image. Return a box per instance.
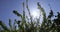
[0,0,60,32]
[0,21,10,32]
[13,10,22,18]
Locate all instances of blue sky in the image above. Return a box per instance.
[0,0,60,27]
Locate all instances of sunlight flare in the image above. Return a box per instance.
[31,9,40,19]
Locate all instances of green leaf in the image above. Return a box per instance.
[0,21,10,32]
[13,10,22,18]
[48,10,53,18]
[26,0,32,23]
[22,2,26,22]
[9,19,12,29]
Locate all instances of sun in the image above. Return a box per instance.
[31,10,40,19]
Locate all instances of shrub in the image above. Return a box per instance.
[0,0,60,32]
